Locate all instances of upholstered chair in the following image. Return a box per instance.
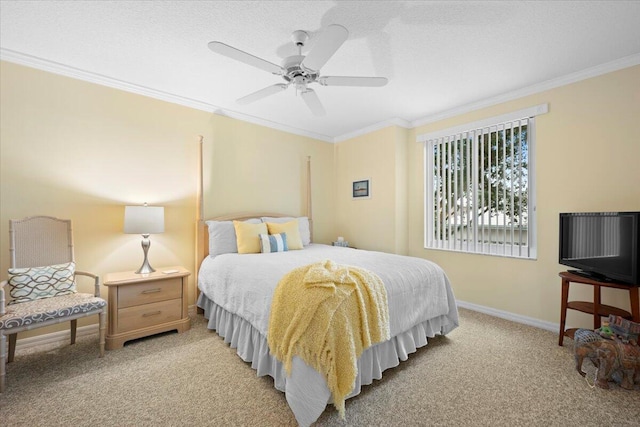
[0,216,107,392]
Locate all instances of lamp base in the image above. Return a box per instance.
[135,234,156,274]
[135,260,156,275]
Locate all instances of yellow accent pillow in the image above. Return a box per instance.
[233,220,268,254]
[266,220,303,250]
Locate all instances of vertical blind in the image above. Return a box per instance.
[424,116,535,259]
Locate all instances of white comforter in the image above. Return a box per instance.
[199,244,454,337]
[198,244,458,425]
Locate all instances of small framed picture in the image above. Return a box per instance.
[352,179,371,199]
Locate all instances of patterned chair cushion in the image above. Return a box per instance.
[8,262,77,304]
[0,292,106,330]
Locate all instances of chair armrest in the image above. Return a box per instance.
[0,280,7,316]
[75,271,101,298]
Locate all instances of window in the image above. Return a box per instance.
[419,104,547,259]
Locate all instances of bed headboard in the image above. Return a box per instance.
[196,212,313,268]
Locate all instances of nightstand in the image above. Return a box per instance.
[103,266,191,350]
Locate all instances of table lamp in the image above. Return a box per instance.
[124,203,165,274]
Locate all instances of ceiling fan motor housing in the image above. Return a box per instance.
[281,55,319,86]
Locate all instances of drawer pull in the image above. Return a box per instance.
[141,288,162,294]
[142,311,162,317]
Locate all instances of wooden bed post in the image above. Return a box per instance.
[195,135,204,309]
[306,155,313,240]
[197,135,204,223]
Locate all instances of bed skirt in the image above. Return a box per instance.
[197,292,456,426]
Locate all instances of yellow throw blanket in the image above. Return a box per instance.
[268,259,390,417]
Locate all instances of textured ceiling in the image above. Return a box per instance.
[1,1,640,142]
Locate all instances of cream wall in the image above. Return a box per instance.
[0,61,334,339]
[203,114,335,244]
[402,66,638,328]
[334,126,409,253]
[335,66,639,329]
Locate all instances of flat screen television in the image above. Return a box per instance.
[559,212,640,285]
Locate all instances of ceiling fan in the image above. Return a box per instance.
[208,24,388,116]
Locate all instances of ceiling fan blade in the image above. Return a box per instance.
[300,89,326,116]
[208,41,283,75]
[318,76,388,87]
[300,24,349,72]
[237,84,288,105]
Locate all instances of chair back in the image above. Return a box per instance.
[9,216,75,268]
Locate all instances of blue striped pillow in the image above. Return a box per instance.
[259,233,288,253]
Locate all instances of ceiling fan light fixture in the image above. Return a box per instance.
[293,75,308,92]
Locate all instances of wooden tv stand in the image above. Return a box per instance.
[558,271,640,346]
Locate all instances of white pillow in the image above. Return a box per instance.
[261,216,311,246]
[206,218,261,257]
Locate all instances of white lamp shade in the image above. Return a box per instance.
[124,205,165,234]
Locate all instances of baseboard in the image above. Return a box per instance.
[16,304,200,351]
[457,300,558,332]
[17,302,556,351]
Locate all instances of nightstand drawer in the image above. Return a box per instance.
[118,277,182,308]
[117,298,182,333]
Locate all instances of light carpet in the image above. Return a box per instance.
[0,308,638,426]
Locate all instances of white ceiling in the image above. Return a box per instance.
[1,1,639,142]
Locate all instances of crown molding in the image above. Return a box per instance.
[333,117,412,143]
[0,48,335,143]
[410,53,640,129]
[0,48,219,112]
[212,109,334,142]
[2,48,638,144]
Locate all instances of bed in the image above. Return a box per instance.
[194,147,458,425]
[196,215,458,425]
